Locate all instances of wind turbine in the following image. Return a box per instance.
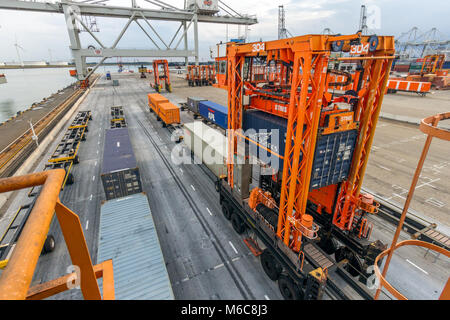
[14,35,25,67]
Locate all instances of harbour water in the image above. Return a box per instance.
[0,68,76,122]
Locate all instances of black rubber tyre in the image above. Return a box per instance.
[66,173,75,185]
[231,213,246,234]
[157,116,161,121]
[85,126,89,132]
[162,122,167,127]
[260,250,282,281]
[222,201,232,220]
[278,275,302,300]
[42,235,55,254]
[335,247,363,277]
[318,236,338,255]
[73,155,80,164]
[214,180,220,192]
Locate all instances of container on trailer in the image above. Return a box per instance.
[101,128,142,200]
[309,129,357,190]
[242,109,287,172]
[97,193,174,300]
[158,102,180,125]
[187,97,207,114]
[148,93,169,113]
[198,100,228,129]
[106,72,111,80]
[112,79,119,86]
[242,109,357,187]
[183,121,227,178]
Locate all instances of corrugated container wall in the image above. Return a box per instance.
[187,97,207,114]
[101,128,142,200]
[183,121,227,178]
[198,100,228,129]
[97,193,174,300]
[148,93,169,113]
[158,102,180,125]
[243,109,287,172]
[242,110,357,189]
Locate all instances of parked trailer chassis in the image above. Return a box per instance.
[0,111,92,268]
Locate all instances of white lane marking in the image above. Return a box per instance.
[425,198,445,208]
[229,241,238,254]
[95,161,97,166]
[181,277,189,282]
[377,164,392,172]
[214,263,224,269]
[190,184,196,191]
[97,150,99,154]
[85,220,89,230]
[92,176,95,181]
[264,295,270,300]
[206,207,213,216]
[406,259,429,275]
[98,141,100,144]
[392,193,406,200]
[232,257,240,262]
[89,194,93,201]
[180,168,183,173]
[415,178,440,190]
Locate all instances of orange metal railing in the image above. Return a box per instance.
[374,112,450,300]
[0,169,114,300]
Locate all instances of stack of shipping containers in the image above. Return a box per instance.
[97,110,173,299]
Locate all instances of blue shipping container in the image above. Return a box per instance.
[309,130,357,190]
[242,109,357,189]
[242,110,287,172]
[198,101,228,129]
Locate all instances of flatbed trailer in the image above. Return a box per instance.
[110,106,127,129]
[217,179,376,300]
[0,111,92,268]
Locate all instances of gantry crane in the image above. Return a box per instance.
[152,59,172,93]
[419,54,446,75]
[217,33,395,299]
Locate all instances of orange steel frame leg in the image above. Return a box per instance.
[374,112,450,300]
[0,169,114,300]
[333,56,393,231]
[278,53,329,249]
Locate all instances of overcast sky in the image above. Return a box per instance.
[0,0,448,63]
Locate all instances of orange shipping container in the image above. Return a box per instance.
[148,93,169,113]
[158,102,180,126]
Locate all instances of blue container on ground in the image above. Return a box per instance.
[198,101,228,130]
